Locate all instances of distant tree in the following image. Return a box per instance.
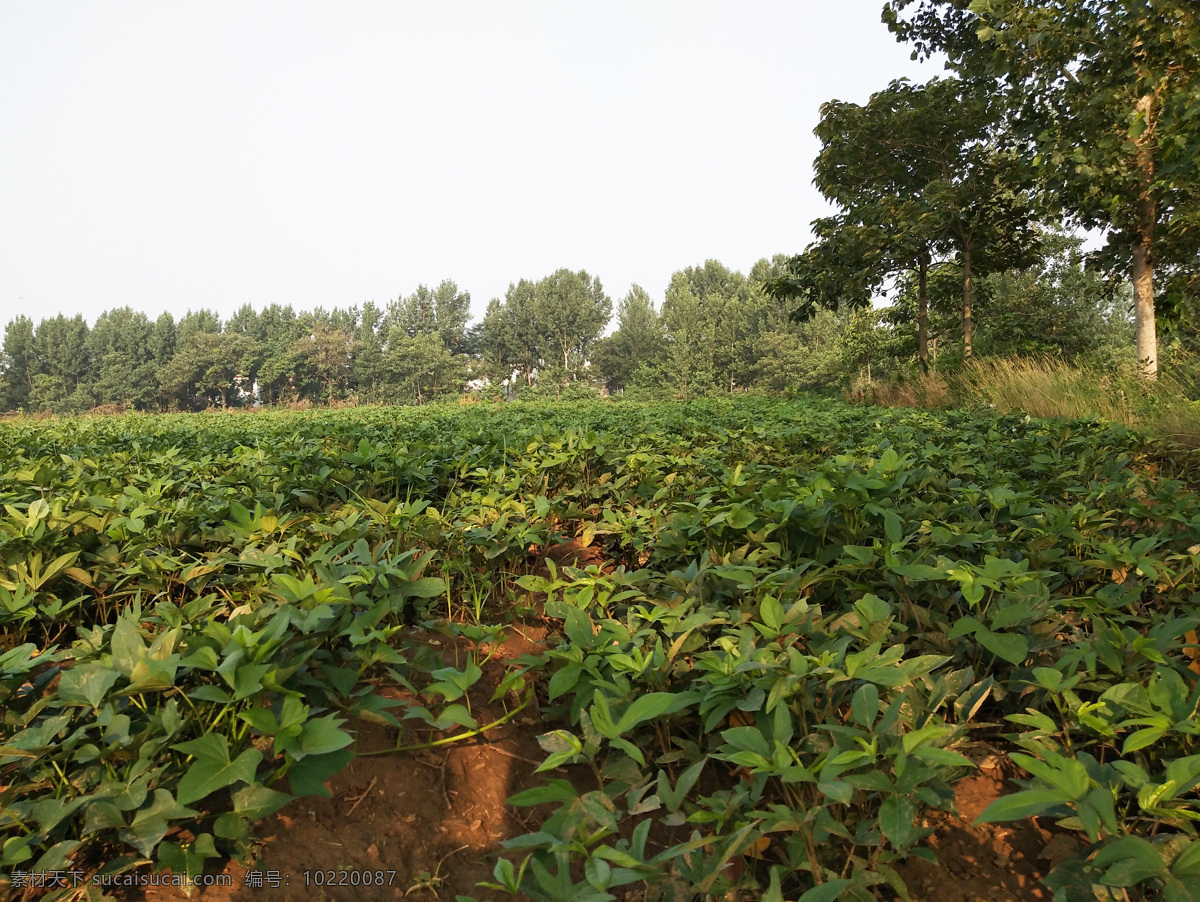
[592,284,664,392]
[149,312,177,367]
[86,307,157,409]
[1,316,36,410]
[159,332,259,409]
[351,300,387,400]
[293,320,353,404]
[533,269,612,379]
[974,233,1135,364]
[33,314,92,410]
[386,281,471,351]
[660,275,715,400]
[479,281,543,386]
[385,330,469,404]
[177,309,221,345]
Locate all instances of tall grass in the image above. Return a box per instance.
[863,356,1200,447]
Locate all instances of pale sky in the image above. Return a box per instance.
[0,1,937,328]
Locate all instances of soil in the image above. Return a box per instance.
[112,741,1075,902]
[893,753,1083,902]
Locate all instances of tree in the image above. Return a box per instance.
[670,261,759,392]
[774,76,1043,367]
[242,304,304,404]
[350,301,387,400]
[974,232,1134,362]
[293,320,353,404]
[386,281,472,352]
[159,332,259,409]
[478,281,543,387]
[1,316,36,410]
[177,309,221,344]
[660,275,716,400]
[885,0,1200,376]
[33,314,91,410]
[86,307,157,409]
[385,331,468,404]
[533,269,612,379]
[591,284,665,392]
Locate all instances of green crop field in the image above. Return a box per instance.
[3,398,1200,901]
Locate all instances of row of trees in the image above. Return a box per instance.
[0,281,472,413]
[770,0,1199,379]
[0,244,1135,413]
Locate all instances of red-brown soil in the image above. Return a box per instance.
[894,754,1081,902]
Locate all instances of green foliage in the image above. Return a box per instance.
[4,398,1195,898]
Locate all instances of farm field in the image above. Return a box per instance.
[3,397,1200,902]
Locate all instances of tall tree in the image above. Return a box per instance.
[592,284,665,392]
[387,281,471,351]
[385,331,469,405]
[776,76,1042,366]
[351,300,387,400]
[86,307,157,409]
[885,0,1200,376]
[293,319,353,404]
[33,314,91,409]
[660,274,716,400]
[177,309,221,345]
[255,304,305,404]
[1,316,36,410]
[533,269,612,379]
[479,281,542,386]
[158,332,259,409]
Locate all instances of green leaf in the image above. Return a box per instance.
[288,748,353,797]
[172,733,263,806]
[879,795,922,849]
[851,683,879,727]
[57,663,119,708]
[536,730,583,772]
[883,510,903,544]
[797,879,853,902]
[110,617,146,678]
[615,692,683,735]
[297,716,354,757]
[508,780,581,807]
[231,783,293,819]
[1093,835,1168,885]
[974,789,1067,824]
[1171,838,1200,878]
[405,577,446,598]
[1124,727,1166,754]
[977,628,1028,665]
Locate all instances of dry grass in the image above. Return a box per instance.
[856,371,955,409]
[861,356,1200,448]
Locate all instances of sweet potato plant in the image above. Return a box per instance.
[2,398,1199,901]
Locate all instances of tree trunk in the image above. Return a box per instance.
[917,254,929,374]
[1133,93,1158,379]
[962,243,973,361]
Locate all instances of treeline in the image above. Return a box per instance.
[0,244,1134,414]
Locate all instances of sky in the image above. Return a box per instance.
[0,1,939,328]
